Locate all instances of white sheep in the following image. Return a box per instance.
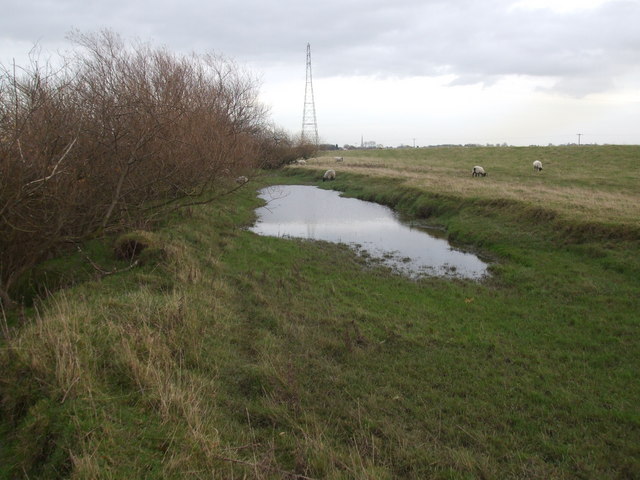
[335,156,344,162]
[533,160,543,172]
[471,166,487,177]
[323,169,336,182]
[297,159,307,165]
[235,175,248,184]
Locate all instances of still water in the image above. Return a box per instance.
[249,185,489,280]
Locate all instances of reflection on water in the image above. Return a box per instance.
[249,185,489,280]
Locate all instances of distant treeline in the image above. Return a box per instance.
[0,30,312,307]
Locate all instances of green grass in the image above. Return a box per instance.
[1,147,639,479]
[304,145,640,228]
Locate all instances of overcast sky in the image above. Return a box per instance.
[2,0,639,147]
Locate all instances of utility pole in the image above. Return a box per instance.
[301,43,318,145]
[577,133,582,146]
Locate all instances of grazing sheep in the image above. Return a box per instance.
[335,156,344,162]
[235,175,248,184]
[471,166,487,177]
[323,169,336,182]
[533,160,543,172]
[296,159,307,165]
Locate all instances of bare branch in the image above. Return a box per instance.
[24,137,77,187]
[76,245,139,277]
[0,29,301,307]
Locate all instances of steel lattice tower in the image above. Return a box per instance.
[301,43,318,145]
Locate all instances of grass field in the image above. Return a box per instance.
[1,146,639,479]
[307,146,640,228]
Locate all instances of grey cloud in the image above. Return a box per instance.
[1,0,638,96]
[542,75,616,97]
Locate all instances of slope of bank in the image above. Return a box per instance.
[1,169,639,479]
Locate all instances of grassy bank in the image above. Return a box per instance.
[1,147,639,479]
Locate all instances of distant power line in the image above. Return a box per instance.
[301,43,318,145]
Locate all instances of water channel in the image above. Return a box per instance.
[249,185,489,280]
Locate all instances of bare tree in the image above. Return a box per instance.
[0,29,283,307]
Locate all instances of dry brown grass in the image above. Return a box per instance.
[306,150,640,227]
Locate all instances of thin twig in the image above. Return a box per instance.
[146,180,249,213]
[210,453,318,480]
[0,301,11,340]
[25,137,77,187]
[76,245,139,277]
[145,169,272,214]
[60,374,81,404]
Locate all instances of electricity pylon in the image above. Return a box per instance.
[301,43,318,145]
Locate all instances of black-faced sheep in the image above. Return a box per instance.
[471,166,487,177]
[323,169,336,181]
[533,160,543,172]
[335,156,344,162]
[235,175,248,184]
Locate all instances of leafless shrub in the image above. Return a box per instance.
[258,127,317,169]
[0,29,287,306]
